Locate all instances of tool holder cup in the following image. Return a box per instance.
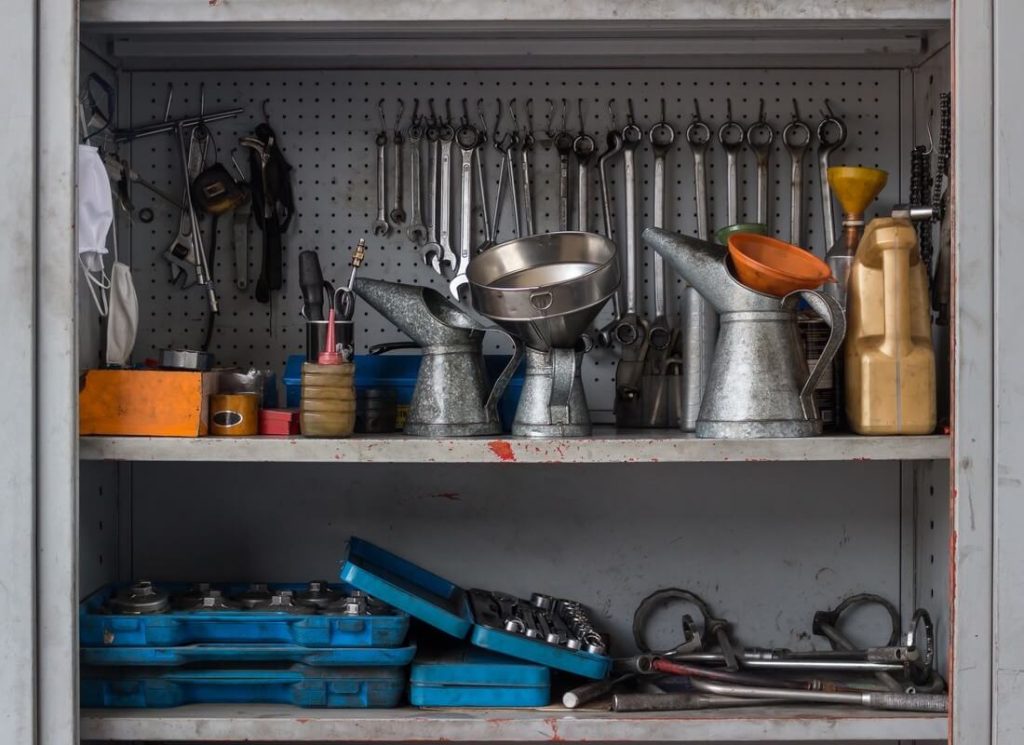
[305,318,355,363]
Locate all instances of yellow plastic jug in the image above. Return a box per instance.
[844,218,936,434]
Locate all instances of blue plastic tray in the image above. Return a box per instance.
[82,643,416,667]
[81,664,406,709]
[341,538,611,680]
[80,583,409,648]
[410,649,550,707]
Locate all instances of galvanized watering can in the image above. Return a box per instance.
[642,228,846,439]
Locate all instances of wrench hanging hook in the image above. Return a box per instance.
[525,98,535,138]
[445,98,453,127]
[577,98,587,133]
[493,97,504,143]
[608,98,618,131]
[428,98,438,128]
[476,98,490,136]
[627,98,637,126]
[544,98,557,139]
[411,98,420,127]
[377,99,388,134]
[261,98,270,124]
[392,98,405,137]
[461,98,471,128]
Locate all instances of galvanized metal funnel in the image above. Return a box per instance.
[467,232,620,350]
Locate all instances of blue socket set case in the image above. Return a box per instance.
[340,538,612,680]
[80,581,410,648]
[409,649,550,707]
[81,664,406,709]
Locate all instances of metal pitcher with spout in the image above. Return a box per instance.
[642,228,846,439]
[354,278,522,437]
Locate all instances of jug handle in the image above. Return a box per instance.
[485,336,525,417]
[548,347,577,425]
[781,290,847,422]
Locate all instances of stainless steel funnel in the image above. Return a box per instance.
[467,232,619,351]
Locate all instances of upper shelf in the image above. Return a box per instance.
[80,0,950,69]
[79,431,949,464]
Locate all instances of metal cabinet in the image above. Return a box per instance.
[7,1,1021,743]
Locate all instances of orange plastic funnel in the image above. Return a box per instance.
[827,166,888,216]
[727,233,833,297]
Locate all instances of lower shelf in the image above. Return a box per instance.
[80,705,948,741]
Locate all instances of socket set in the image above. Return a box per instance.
[342,537,612,679]
[81,581,410,648]
[469,590,607,655]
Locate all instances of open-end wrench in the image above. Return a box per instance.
[519,99,536,236]
[436,109,458,273]
[679,101,717,432]
[449,124,481,300]
[504,99,523,239]
[474,99,492,246]
[613,100,645,348]
[573,98,597,233]
[745,99,775,228]
[594,101,625,348]
[485,100,513,250]
[553,99,575,232]
[783,99,812,249]
[648,98,676,352]
[718,99,745,227]
[405,101,427,244]
[389,99,406,225]
[372,100,391,237]
[421,103,443,272]
[817,99,847,250]
[163,122,209,288]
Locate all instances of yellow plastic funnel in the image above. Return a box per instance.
[827,166,888,216]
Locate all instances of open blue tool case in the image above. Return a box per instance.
[81,664,406,709]
[409,649,550,707]
[80,582,410,649]
[340,538,612,680]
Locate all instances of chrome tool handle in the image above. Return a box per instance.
[652,150,667,317]
[439,139,453,253]
[519,146,534,235]
[623,147,638,315]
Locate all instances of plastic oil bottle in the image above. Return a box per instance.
[844,217,936,434]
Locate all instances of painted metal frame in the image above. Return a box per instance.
[21,1,1014,743]
[0,1,38,743]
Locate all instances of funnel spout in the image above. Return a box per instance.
[642,228,732,312]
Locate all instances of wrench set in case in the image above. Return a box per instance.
[80,581,415,708]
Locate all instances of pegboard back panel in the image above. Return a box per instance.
[126,69,903,416]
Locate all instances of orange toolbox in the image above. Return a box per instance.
[79,369,220,437]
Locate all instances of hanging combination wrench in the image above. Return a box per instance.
[573,98,597,232]
[679,101,717,433]
[783,99,812,249]
[519,99,536,236]
[718,99,745,227]
[436,107,458,273]
[745,99,775,229]
[372,100,391,237]
[449,123,481,300]
[817,99,847,250]
[595,101,625,348]
[552,99,575,232]
[406,100,428,244]
[504,99,523,239]
[474,99,492,247]
[421,102,443,271]
[648,98,676,352]
[614,99,646,348]
[389,99,406,226]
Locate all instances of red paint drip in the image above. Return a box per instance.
[488,440,516,462]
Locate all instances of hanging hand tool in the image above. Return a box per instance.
[817,99,847,250]
[422,101,444,271]
[745,99,775,228]
[594,101,625,347]
[406,100,428,244]
[932,92,951,323]
[632,587,739,670]
[504,99,523,239]
[373,100,391,237]
[389,99,406,226]
[102,153,185,213]
[449,119,482,300]
[487,102,512,250]
[613,99,645,349]
[163,121,210,290]
[519,99,536,236]
[333,239,367,361]
[572,99,597,232]
[718,99,745,227]
[240,107,294,304]
[474,99,492,247]
[228,151,253,291]
[171,121,218,314]
[689,679,947,713]
[648,98,676,352]
[114,107,244,144]
[552,99,575,232]
[679,101,717,433]
[428,100,458,274]
[783,99,812,249]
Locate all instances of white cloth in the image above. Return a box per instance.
[77,144,114,316]
[105,261,138,367]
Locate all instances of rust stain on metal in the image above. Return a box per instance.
[488,440,516,462]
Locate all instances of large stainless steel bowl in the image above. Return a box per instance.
[467,232,619,350]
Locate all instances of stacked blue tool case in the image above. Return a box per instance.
[341,537,612,701]
[410,648,550,707]
[80,581,413,708]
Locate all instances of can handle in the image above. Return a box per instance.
[781,290,846,421]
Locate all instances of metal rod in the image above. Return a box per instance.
[115,108,244,143]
